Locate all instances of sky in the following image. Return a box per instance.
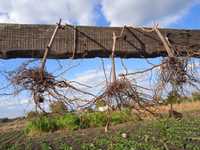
[0,0,200,118]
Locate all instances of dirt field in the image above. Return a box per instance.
[0,102,200,150]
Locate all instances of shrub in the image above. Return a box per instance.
[80,109,135,128]
[26,116,58,133]
[95,99,107,108]
[192,92,200,101]
[26,109,136,134]
[84,107,94,113]
[111,108,133,125]
[79,114,90,129]
[0,118,9,123]
[57,113,80,130]
[82,112,107,128]
[50,101,68,114]
[26,111,40,119]
[26,113,81,134]
[166,90,181,104]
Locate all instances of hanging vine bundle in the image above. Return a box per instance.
[11,68,54,94]
[96,76,156,114]
[6,20,98,111]
[160,57,188,86]
[9,64,95,112]
[103,77,140,109]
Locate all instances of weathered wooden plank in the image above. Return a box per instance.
[0,23,200,59]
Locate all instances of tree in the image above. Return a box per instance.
[95,99,107,108]
[166,90,180,111]
[192,92,200,101]
[50,101,68,114]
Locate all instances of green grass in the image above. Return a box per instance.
[111,108,134,125]
[25,109,136,134]
[80,112,107,128]
[26,116,59,133]
[26,113,81,134]
[56,114,80,130]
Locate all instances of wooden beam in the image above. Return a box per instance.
[0,23,200,59]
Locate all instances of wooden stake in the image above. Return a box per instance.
[154,27,175,57]
[111,32,117,82]
[71,25,77,59]
[40,19,62,70]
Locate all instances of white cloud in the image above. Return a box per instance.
[0,0,198,26]
[0,0,97,25]
[72,65,156,96]
[0,95,34,118]
[74,68,109,85]
[0,1,12,13]
[100,0,197,26]
[0,99,27,107]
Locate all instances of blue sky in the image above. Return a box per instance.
[0,0,200,118]
[169,3,200,29]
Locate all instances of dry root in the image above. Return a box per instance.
[153,56,200,114]
[96,77,158,117]
[98,77,139,109]
[9,65,94,112]
[11,67,55,94]
[160,57,188,86]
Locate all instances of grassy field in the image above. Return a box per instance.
[158,101,200,114]
[0,102,200,150]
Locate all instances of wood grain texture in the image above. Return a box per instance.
[0,23,200,59]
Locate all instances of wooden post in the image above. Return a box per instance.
[154,27,175,57]
[111,32,117,82]
[40,19,62,70]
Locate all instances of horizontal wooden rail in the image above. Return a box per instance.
[0,23,200,59]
